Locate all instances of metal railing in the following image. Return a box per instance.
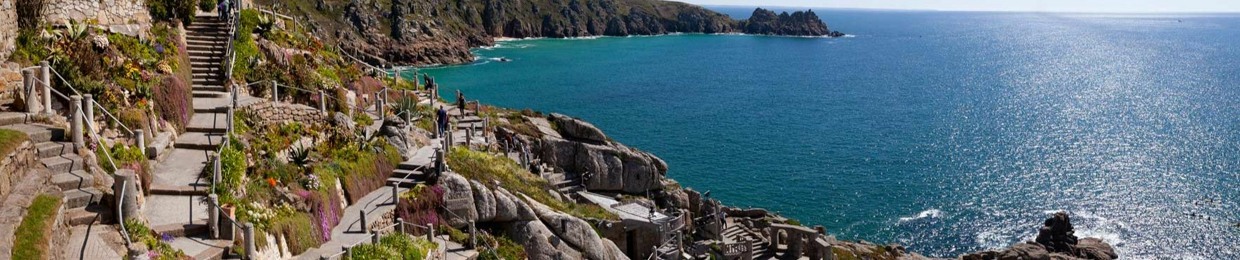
[117,180,133,246]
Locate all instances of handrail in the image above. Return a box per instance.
[117,180,133,247]
[44,66,137,136]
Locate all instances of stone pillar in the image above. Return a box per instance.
[374,92,382,114]
[83,94,95,129]
[318,90,326,113]
[70,95,83,149]
[391,182,399,204]
[208,194,219,239]
[134,129,145,157]
[466,127,472,148]
[787,231,803,259]
[22,70,35,113]
[40,61,52,116]
[231,84,238,108]
[226,106,234,133]
[434,148,444,177]
[370,229,379,244]
[210,152,221,189]
[359,210,368,231]
[272,81,279,103]
[244,223,255,258]
[112,170,139,220]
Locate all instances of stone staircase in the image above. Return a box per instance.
[389,146,437,188]
[142,15,246,259]
[721,221,771,258]
[0,115,103,213]
[544,170,585,200]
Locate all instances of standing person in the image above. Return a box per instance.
[436,106,449,136]
[456,90,466,117]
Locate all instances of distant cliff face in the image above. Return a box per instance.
[281,0,840,66]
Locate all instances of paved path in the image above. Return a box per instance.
[297,185,407,259]
[63,224,126,259]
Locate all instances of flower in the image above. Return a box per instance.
[160,233,174,242]
[267,177,277,187]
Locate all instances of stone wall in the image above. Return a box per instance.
[42,0,150,35]
[0,0,16,61]
[0,62,25,102]
[0,139,37,198]
[240,101,326,127]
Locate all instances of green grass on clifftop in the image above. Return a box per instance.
[12,194,61,260]
[0,129,28,156]
[447,147,616,220]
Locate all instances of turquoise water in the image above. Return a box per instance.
[419,10,1240,258]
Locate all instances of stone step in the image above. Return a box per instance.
[63,187,104,209]
[65,204,114,226]
[186,33,230,40]
[190,57,225,63]
[170,235,233,260]
[192,72,222,79]
[174,132,225,150]
[147,131,173,159]
[42,154,85,172]
[192,65,224,71]
[193,90,229,98]
[36,141,73,158]
[387,177,423,188]
[0,112,27,126]
[186,113,230,133]
[52,170,94,190]
[192,97,232,113]
[193,78,224,85]
[1,123,63,143]
[186,43,226,51]
[551,179,580,188]
[152,223,209,238]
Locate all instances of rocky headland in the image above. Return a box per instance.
[258,0,843,66]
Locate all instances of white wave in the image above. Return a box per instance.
[898,209,943,222]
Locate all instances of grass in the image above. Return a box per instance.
[447,147,617,220]
[269,212,324,255]
[345,233,436,260]
[0,129,29,157]
[12,194,61,260]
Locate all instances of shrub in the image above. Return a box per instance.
[117,107,151,135]
[125,218,187,259]
[335,144,399,203]
[154,75,192,132]
[216,135,246,204]
[12,194,60,260]
[233,9,261,79]
[96,144,151,193]
[0,129,28,157]
[269,211,324,255]
[397,184,445,227]
[199,0,218,12]
[147,0,198,24]
[10,30,49,65]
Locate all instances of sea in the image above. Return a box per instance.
[416,8,1240,259]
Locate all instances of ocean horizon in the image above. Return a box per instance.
[419,9,1240,259]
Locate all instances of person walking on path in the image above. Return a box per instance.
[436,106,449,136]
[218,0,228,20]
[456,90,466,117]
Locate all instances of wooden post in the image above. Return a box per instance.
[22,70,35,113]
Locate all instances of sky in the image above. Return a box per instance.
[680,0,1240,13]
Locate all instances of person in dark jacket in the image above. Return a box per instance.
[218,0,228,20]
[436,106,449,135]
[456,90,466,117]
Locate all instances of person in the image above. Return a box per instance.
[456,90,466,117]
[436,106,448,135]
[218,0,228,21]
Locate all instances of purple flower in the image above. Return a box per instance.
[161,232,174,242]
[154,43,164,54]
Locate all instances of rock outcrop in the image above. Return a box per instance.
[278,0,842,66]
[961,212,1117,260]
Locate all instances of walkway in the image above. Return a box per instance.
[297,185,407,259]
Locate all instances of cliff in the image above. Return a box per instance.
[256,0,842,66]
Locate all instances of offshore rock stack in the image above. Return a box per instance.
[961,212,1117,260]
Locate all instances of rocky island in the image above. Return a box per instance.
[0,0,1115,259]
[266,0,845,66]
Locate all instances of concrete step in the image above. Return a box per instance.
[193,90,229,98]
[1,123,63,143]
[186,113,230,133]
[36,141,72,158]
[41,154,84,172]
[0,112,27,126]
[187,43,227,51]
[174,132,225,150]
[387,177,423,188]
[63,187,104,209]
[190,57,225,63]
[192,97,231,113]
[170,235,233,260]
[52,170,94,190]
[192,72,222,79]
[65,204,114,226]
[152,223,208,238]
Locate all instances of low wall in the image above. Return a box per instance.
[42,0,150,35]
[0,0,16,60]
[0,139,37,198]
[240,101,326,127]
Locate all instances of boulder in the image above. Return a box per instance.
[439,173,477,227]
[492,185,521,222]
[505,220,582,260]
[1075,238,1117,260]
[576,142,625,191]
[332,112,354,132]
[998,243,1050,260]
[549,113,608,143]
[380,117,410,156]
[601,238,630,260]
[539,136,578,172]
[470,180,496,222]
[525,197,610,260]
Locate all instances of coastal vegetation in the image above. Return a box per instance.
[12,195,60,260]
[0,129,27,156]
[123,218,188,259]
[447,147,617,220]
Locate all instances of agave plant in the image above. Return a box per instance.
[53,19,90,41]
[354,128,381,153]
[288,144,313,170]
